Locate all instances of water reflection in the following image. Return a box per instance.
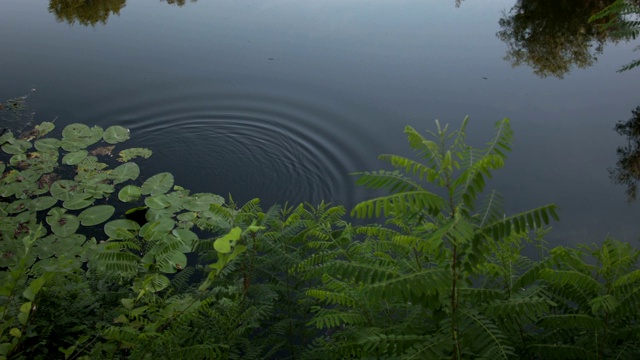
[496,0,628,78]
[48,0,126,26]
[48,0,197,26]
[611,106,640,202]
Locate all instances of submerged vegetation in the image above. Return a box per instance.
[1,114,640,359]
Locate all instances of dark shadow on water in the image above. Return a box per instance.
[611,106,640,202]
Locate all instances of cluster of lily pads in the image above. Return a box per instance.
[0,121,229,280]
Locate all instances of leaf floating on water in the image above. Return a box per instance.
[34,138,61,152]
[110,162,140,185]
[78,205,115,226]
[46,207,80,238]
[141,172,174,196]
[118,185,141,202]
[90,145,115,156]
[104,219,140,240]
[103,126,130,144]
[2,139,32,155]
[50,180,80,201]
[35,122,55,136]
[61,124,103,151]
[62,150,88,165]
[117,148,152,162]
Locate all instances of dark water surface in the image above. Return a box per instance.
[1,0,640,247]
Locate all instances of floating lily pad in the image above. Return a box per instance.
[50,180,80,201]
[104,219,140,240]
[62,150,88,165]
[78,205,115,226]
[140,218,175,241]
[184,193,225,211]
[34,234,85,259]
[6,199,32,214]
[35,122,55,136]
[117,148,152,162]
[157,251,187,274]
[62,192,94,210]
[2,140,32,155]
[172,228,197,252]
[141,172,174,196]
[32,196,58,211]
[103,126,130,144]
[110,162,140,185]
[0,162,5,174]
[9,153,27,166]
[0,131,14,145]
[34,138,61,152]
[143,273,170,292]
[61,124,103,151]
[46,208,80,238]
[118,185,141,202]
[144,195,171,210]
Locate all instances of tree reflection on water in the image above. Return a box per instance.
[496,0,629,78]
[48,0,197,26]
[611,107,640,202]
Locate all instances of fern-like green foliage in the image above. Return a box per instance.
[590,0,640,72]
[297,117,560,358]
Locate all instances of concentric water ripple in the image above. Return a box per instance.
[85,85,379,208]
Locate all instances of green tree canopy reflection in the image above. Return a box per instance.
[48,0,127,26]
[611,106,640,202]
[497,0,627,78]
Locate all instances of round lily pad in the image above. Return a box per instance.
[104,219,140,240]
[110,162,140,185]
[6,199,32,214]
[2,140,32,155]
[78,205,115,226]
[62,192,95,210]
[145,195,171,210]
[103,126,130,144]
[9,153,27,167]
[157,251,187,274]
[33,196,58,211]
[61,124,103,151]
[141,172,174,196]
[118,185,141,202]
[183,193,224,211]
[50,180,80,201]
[143,273,170,292]
[140,218,175,241]
[46,209,80,238]
[34,138,61,152]
[62,150,88,165]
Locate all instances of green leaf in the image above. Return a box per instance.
[2,139,32,155]
[9,328,22,338]
[157,251,187,274]
[140,218,175,241]
[62,150,88,165]
[117,147,152,162]
[214,227,242,254]
[145,195,171,210]
[62,192,94,210]
[103,126,130,144]
[78,205,115,226]
[141,172,174,196]
[184,193,225,211]
[104,219,140,240]
[143,273,170,292]
[61,124,103,150]
[9,153,27,166]
[110,162,140,185]
[23,276,46,301]
[34,138,61,152]
[46,208,80,238]
[32,196,58,211]
[118,185,141,202]
[50,180,80,201]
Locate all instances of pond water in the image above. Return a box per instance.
[1,0,640,248]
